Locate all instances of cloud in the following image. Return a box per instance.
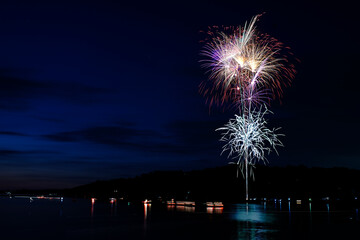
[0,73,43,110]
[43,125,174,152]
[44,125,158,143]
[43,119,224,156]
[0,70,114,111]
[33,117,65,123]
[166,120,222,144]
[0,149,59,158]
[0,131,28,136]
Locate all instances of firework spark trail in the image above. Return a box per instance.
[200,15,296,110]
[216,107,283,200]
[200,14,296,200]
[217,107,283,167]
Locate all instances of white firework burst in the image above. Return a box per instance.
[217,107,283,178]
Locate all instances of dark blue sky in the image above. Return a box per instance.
[0,0,358,189]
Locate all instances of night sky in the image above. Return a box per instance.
[0,0,358,189]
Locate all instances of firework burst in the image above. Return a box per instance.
[200,14,296,200]
[200,15,296,110]
[217,107,283,200]
[217,107,283,167]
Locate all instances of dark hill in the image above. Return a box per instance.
[65,165,360,203]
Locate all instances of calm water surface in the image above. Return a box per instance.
[0,197,359,239]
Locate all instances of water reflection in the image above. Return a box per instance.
[91,198,95,217]
[288,201,290,212]
[232,204,275,223]
[288,201,291,224]
[232,204,277,239]
[144,203,151,220]
[326,203,330,223]
[143,203,151,236]
[110,198,117,216]
[309,203,312,226]
[176,205,195,213]
[167,204,175,211]
[206,207,224,214]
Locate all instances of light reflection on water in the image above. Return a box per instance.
[231,203,278,239]
[144,203,151,234]
[91,200,94,217]
[2,197,360,240]
[231,203,275,223]
[175,205,195,212]
[288,202,291,224]
[110,198,117,216]
[144,203,151,219]
[167,204,175,211]
[206,207,224,214]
